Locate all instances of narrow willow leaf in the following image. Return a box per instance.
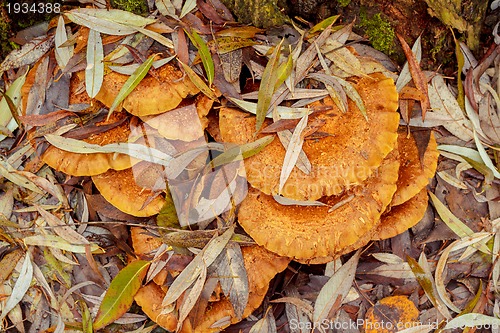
[429,191,479,239]
[109,56,174,75]
[134,26,174,49]
[65,8,155,35]
[162,227,234,307]
[0,73,27,142]
[179,60,218,100]
[210,136,274,168]
[215,243,249,319]
[86,29,104,98]
[0,35,54,74]
[474,130,500,179]
[180,0,196,18]
[279,114,308,193]
[44,134,173,166]
[452,31,465,110]
[23,235,104,253]
[256,40,284,132]
[275,52,293,91]
[94,260,151,330]
[156,0,178,18]
[211,36,258,54]
[0,254,33,322]
[335,77,367,120]
[273,194,326,206]
[228,97,309,119]
[313,250,360,324]
[78,300,93,333]
[36,206,89,245]
[277,130,311,174]
[108,55,155,118]
[177,263,207,331]
[408,254,451,319]
[0,158,43,194]
[396,36,421,92]
[308,15,340,35]
[445,313,500,330]
[55,16,73,69]
[249,308,277,333]
[434,240,463,313]
[186,29,214,86]
[397,34,430,119]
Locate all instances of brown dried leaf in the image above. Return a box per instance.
[397,34,430,120]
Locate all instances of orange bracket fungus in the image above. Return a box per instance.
[95,64,200,116]
[238,150,400,262]
[220,73,400,201]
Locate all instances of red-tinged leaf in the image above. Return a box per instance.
[93,260,150,330]
[176,29,189,65]
[397,34,430,120]
[215,26,264,38]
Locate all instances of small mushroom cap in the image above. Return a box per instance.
[238,149,399,261]
[364,296,419,333]
[92,167,166,217]
[96,64,199,116]
[391,131,439,206]
[134,245,289,333]
[220,73,399,201]
[373,188,428,240]
[42,117,134,176]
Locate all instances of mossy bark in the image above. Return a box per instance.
[220,0,290,28]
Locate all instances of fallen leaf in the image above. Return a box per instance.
[55,16,73,70]
[313,250,360,324]
[177,263,207,331]
[108,55,155,118]
[179,60,218,100]
[279,113,308,193]
[249,308,277,333]
[0,254,33,322]
[93,260,151,330]
[185,29,214,86]
[85,29,104,98]
[397,34,430,120]
[0,35,54,74]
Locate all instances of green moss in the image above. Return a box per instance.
[220,0,290,28]
[0,10,13,60]
[337,0,351,7]
[359,11,396,56]
[110,0,148,15]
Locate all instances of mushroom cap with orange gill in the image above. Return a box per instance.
[391,130,439,206]
[237,149,400,262]
[92,167,166,217]
[219,72,400,201]
[95,63,199,117]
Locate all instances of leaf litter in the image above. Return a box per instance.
[0,1,499,333]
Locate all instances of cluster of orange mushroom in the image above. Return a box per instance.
[26,49,438,330]
[220,72,439,264]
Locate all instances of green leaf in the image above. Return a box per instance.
[275,52,293,91]
[93,260,151,330]
[78,300,93,333]
[179,60,218,100]
[86,29,104,98]
[308,15,340,35]
[0,72,26,142]
[180,0,196,18]
[107,55,155,119]
[210,135,275,168]
[185,29,214,86]
[256,40,284,132]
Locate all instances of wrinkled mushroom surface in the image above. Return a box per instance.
[92,167,165,217]
[96,64,199,116]
[373,188,428,240]
[220,73,399,201]
[42,116,134,176]
[391,131,439,206]
[238,149,399,261]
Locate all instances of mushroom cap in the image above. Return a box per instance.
[237,149,400,261]
[95,64,199,117]
[133,242,289,332]
[220,73,399,201]
[42,116,134,176]
[92,167,166,217]
[391,131,439,206]
[364,295,419,333]
[372,188,428,240]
